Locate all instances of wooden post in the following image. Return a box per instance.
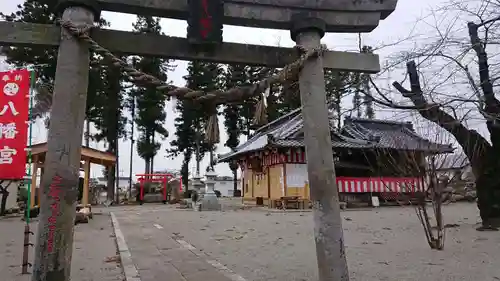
[30,160,38,208]
[38,167,45,207]
[303,182,308,199]
[282,163,287,196]
[32,3,97,281]
[291,17,349,281]
[82,159,91,206]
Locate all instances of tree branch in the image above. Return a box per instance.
[468,20,500,145]
[393,60,491,170]
[467,21,500,116]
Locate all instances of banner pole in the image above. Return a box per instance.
[25,70,35,222]
[21,69,36,274]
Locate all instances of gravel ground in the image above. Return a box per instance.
[117,201,500,281]
[0,210,123,281]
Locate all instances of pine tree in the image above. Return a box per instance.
[1,2,125,279]
[170,61,222,187]
[0,1,107,124]
[325,70,350,129]
[279,73,301,115]
[253,67,283,123]
[169,97,197,189]
[90,62,128,200]
[222,64,246,195]
[351,72,363,118]
[129,16,173,174]
[185,61,222,169]
[1,1,58,87]
[348,46,375,119]
[1,1,124,198]
[238,66,266,136]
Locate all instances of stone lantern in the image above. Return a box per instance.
[200,169,221,211]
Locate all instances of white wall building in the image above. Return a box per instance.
[187,176,241,197]
[212,176,241,197]
[95,176,133,193]
[431,153,474,182]
[1,179,23,211]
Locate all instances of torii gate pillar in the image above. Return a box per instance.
[32,1,100,281]
[290,16,349,281]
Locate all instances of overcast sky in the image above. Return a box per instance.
[2,0,471,179]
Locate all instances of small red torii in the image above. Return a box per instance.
[135,174,183,205]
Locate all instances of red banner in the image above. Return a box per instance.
[0,69,30,179]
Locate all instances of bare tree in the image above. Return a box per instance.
[358,122,462,249]
[364,0,500,231]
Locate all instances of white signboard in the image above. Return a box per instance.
[286,163,308,188]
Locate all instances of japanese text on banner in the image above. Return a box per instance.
[0,69,30,179]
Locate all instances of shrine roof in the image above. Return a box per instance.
[29,142,116,166]
[218,108,453,162]
[340,117,453,152]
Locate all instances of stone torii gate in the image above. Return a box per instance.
[0,1,397,280]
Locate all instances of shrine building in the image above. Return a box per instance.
[218,108,453,206]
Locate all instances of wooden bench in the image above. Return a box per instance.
[278,196,302,209]
[268,197,311,209]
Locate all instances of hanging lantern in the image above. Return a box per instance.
[187,0,223,46]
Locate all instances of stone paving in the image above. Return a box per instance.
[0,210,123,281]
[113,207,236,281]
[112,202,500,281]
[4,201,500,281]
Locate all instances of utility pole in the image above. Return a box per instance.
[150,133,155,173]
[84,119,90,147]
[195,128,201,176]
[128,96,135,199]
[32,3,98,281]
[290,16,349,281]
[115,134,120,204]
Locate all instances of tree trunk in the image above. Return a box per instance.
[475,150,500,229]
[144,158,150,175]
[150,134,155,173]
[181,152,190,191]
[232,168,238,197]
[0,190,9,216]
[107,166,115,202]
[107,137,118,202]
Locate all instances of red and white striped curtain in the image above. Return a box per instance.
[336,177,425,193]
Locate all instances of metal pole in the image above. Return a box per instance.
[32,4,97,281]
[290,16,349,281]
[150,133,155,173]
[195,130,200,176]
[128,96,135,199]
[115,135,120,204]
[22,69,36,274]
